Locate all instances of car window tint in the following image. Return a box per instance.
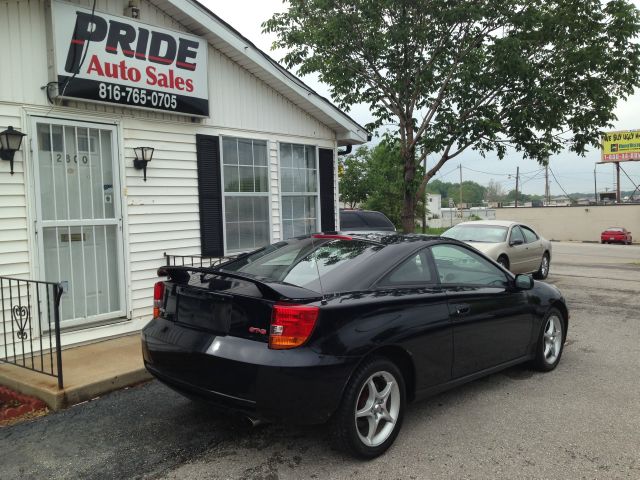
[510,226,525,244]
[340,212,367,229]
[221,238,381,292]
[431,244,508,287]
[379,252,433,285]
[520,226,539,243]
[360,211,395,230]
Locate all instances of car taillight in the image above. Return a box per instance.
[269,303,319,350]
[153,281,165,318]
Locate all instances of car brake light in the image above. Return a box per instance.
[153,281,165,318]
[312,234,352,240]
[269,303,319,350]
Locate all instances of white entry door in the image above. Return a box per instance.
[32,118,125,328]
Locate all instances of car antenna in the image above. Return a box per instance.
[310,234,328,305]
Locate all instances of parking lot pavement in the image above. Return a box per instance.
[2,242,639,480]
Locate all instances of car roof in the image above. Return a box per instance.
[453,220,517,227]
[336,232,439,244]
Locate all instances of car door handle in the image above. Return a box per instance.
[455,304,471,316]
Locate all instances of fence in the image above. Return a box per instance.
[164,253,238,268]
[0,276,64,389]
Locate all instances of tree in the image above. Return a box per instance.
[484,179,505,202]
[339,147,370,208]
[361,139,407,226]
[264,0,640,231]
[425,179,487,205]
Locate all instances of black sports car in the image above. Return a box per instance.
[142,233,568,458]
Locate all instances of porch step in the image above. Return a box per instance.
[0,334,152,410]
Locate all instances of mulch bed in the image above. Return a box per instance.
[0,386,48,426]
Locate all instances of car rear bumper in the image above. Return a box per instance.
[141,318,357,425]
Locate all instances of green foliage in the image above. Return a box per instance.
[340,139,424,227]
[338,147,370,208]
[264,0,640,231]
[426,179,487,205]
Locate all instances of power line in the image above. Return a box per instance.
[463,166,543,177]
[549,168,574,203]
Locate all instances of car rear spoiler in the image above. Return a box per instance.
[157,265,323,303]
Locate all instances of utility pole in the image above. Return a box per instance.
[422,156,427,233]
[545,164,550,205]
[594,165,598,204]
[616,162,621,203]
[459,164,463,212]
[515,166,520,208]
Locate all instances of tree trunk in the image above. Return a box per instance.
[401,148,416,233]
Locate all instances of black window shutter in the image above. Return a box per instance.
[319,148,336,232]
[195,134,224,257]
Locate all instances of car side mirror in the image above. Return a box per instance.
[510,239,524,246]
[514,274,534,290]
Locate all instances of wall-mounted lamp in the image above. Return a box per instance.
[0,127,27,175]
[133,147,154,181]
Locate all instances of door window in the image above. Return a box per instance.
[520,226,539,243]
[431,244,508,287]
[379,252,434,286]
[510,226,525,244]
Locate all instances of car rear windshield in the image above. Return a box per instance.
[340,212,368,229]
[606,227,624,232]
[219,238,382,292]
[443,224,508,243]
[341,211,395,231]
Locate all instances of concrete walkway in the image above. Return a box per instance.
[0,334,151,410]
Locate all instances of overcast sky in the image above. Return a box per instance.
[202,0,640,196]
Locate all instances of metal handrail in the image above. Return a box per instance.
[0,276,64,389]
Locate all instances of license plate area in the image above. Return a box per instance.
[176,286,232,334]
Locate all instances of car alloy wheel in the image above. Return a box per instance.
[332,357,405,458]
[542,314,563,364]
[533,308,565,371]
[354,371,401,447]
[534,253,550,279]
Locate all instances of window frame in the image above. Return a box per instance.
[278,142,321,240]
[430,242,510,288]
[509,225,526,245]
[519,225,539,244]
[220,135,272,254]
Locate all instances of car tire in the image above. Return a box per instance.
[331,357,406,459]
[533,253,550,280]
[532,308,565,372]
[497,255,510,270]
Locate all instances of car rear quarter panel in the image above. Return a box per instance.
[309,289,453,392]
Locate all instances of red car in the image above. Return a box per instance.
[600,227,633,245]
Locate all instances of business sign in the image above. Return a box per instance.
[601,130,640,163]
[52,1,209,116]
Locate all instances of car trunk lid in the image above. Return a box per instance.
[160,266,322,343]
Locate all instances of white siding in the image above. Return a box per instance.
[0,0,340,331]
[0,105,29,278]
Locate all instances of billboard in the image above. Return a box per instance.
[51,1,209,117]
[601,130,640,163]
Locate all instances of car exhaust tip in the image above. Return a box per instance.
[244,415,265,428]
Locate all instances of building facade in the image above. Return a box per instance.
[0,0,367,348]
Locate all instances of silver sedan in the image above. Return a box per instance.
[443,220,552,279]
